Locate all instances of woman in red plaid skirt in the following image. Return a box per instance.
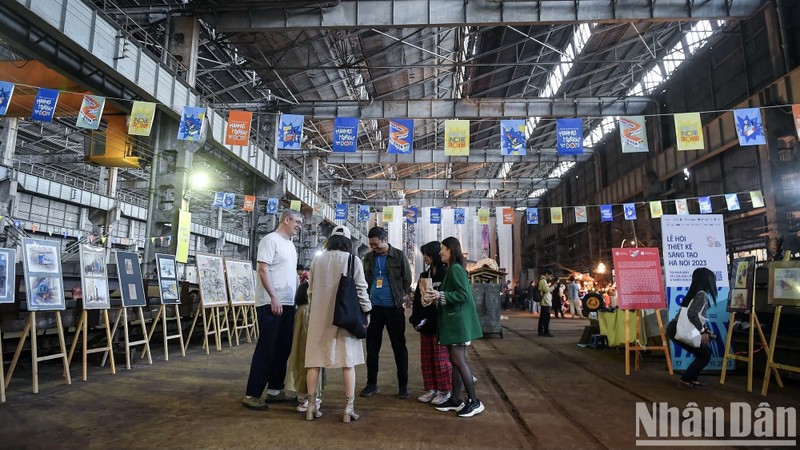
[409,241,453,406]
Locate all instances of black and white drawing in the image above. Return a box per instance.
[196,253,228,307]
[225,259,256,306]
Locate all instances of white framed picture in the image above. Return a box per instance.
[0,248,16,304]
[225,259,256,306]
[155,253,180,305]
[196,253,228,307]
[79,245,110,310]
[21,238,65,311]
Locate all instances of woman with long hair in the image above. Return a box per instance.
[409,241,452,406]
[305,225,372,422]
[424,237,484,418]
[666,267,718,389]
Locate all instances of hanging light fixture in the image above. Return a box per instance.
[596,262,606,274]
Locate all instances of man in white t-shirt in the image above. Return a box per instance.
[243,208,302,411]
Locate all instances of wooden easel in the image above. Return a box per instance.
[101,306,152,370]
[141,304,185,361]
[249,305,259,338]
[184,300,219,354]
[217,306,232,348]
[67,309,116,381]
[760,305,796,396]
[232,304,255,345]
[625,309,673,376]
[720,273,777,392]
[5,311,72,393]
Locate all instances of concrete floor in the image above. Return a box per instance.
[2,310,799,449]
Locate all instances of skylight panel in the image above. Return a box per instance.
[549,161,576,178]
[529,188,547,198]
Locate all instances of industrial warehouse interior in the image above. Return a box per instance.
[1,0,800,448]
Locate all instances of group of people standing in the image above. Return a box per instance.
[241,209,485,421]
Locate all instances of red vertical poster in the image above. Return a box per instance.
[502,207,514,225]
[612,248,665,309]
[792,104,800,140]
[242,195,255,212]
[225,110,253,146]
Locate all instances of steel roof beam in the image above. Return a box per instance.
[205,0,761,32]
[325,149,587,164]
[284,97,651,119]
[344,178,547,191]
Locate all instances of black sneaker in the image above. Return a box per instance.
[360,385,379,397]
[458,399,485,418]
[434,397,464,412]
[396,388,410,399]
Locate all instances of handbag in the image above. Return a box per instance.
[674,295,702,348]
[332,254,368,339]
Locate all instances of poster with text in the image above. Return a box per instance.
[674,112,704,151]
[0,81,15,115]
[176,210,191,263]
[430,208,442,224]
[444,120,470,156]
[650,201,663,219]
[550,207,563,224]
[128,101,156,136]
[0,248,16,304]
[79,245,110,309]
[478,208,489,225]
[336,203,347,220]
[556,118,583,155]
[32,88,59,123]
[725,193,740,211]
[115,250,146,307]
[333,117,358,153]
[267,198,279,215]
[600,204,613,222]
[574,206,587,223]
[224,110,253,146]
[358,205,370,222]
[22,238,65,311]
[177,106,206,141]
[388,119,414,154]
[76,95,106,130]
[727,256,755,312]
[733,108,766,146]
[526,208,539,225]
[502,207,514,225]
[662,214,732,372]
[454,208,465,225]
[405,206,418,224]
[612,248,665,309]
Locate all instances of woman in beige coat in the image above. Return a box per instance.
[305,225,371,422]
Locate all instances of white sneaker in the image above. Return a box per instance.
[431,391,451,406]
[417,389,438,403]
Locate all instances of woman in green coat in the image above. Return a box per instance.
[424,236,484,418]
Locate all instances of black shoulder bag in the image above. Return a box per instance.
[332,254,368,339]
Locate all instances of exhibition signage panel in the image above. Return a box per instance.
[115,251,146,308]
[21,238,65,311]
[612,248,665,310]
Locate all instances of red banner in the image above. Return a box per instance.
[612,248,665,310]
[502,207,514,224]
[225,110,253,146]
[242,195,255,212]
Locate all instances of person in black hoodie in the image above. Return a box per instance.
[409,241,452,406]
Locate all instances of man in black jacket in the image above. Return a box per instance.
[361,226,413,399]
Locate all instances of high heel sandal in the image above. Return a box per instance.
[343,396,360,423]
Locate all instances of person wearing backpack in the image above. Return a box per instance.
[537,271,556,337]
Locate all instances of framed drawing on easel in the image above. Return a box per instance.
[224,259,255,306]
[196,253,227,307]
[0,248,16,304]
[79,245,110,310]
[768,260,800,306]
[156,253,180,305]
[22,238,65,311]
[727,256,755,312]
[115,251,146,307]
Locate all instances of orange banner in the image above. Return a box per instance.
[502,207,514,225]
[225,110,253,146]
[242,195,255,212]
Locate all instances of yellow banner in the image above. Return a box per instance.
[128,101,156,136]
[649,201,663,219]
[675,199,689,215]
[550,207,563,224]
[176,209,191,263]
[290,200,301,211]
[674,112,704,151]
[750,190,765,208]
[444,119,470,156]
[478,208,489,225]
[382,207,394,222]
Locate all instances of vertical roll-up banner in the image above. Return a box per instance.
[662,215,732,372]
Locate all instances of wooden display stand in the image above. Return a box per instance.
[101,306,152,370]
[141,304,185,361]
[760,305,797,396]
[232,304,256,345]
[4,311,72,393]
[719,273,777,392]
[67,309,116,381]
[217,306,232,349]
[624,309,673,376]
[184,300,220,354]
